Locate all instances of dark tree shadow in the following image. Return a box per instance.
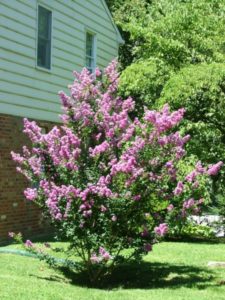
[30,261,216,290]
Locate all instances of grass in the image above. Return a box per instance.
[1,241,225,300]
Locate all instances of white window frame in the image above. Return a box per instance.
[85,30,97,73]
[36,3,53,72]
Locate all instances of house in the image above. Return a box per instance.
[0,0,123,240]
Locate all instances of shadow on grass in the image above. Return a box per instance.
[31,261,215,290]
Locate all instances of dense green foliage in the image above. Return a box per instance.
[119,58,172,114]
[114,0,225,109]
[159,63,225,163]
[113,0,225,68]
[159,63,225,209]
[107,0,225,212]
[170,222,215,240]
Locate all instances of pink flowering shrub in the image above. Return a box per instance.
[11,61,222,283]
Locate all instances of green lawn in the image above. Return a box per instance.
[1,241,225,300]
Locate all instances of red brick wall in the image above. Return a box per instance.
[0,114,57,241]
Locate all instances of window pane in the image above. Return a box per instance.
[86,56,92,68]
[37,38,51,69]
[86,32,93,57]
[37,6,52,69]
[38,6,51,39]
[86,57,94,73]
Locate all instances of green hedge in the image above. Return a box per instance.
[160,63,225,120]
[119,58,172,114]
[159,63,225,210]
[159,63,225,162]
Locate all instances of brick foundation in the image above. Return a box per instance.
[0,114,57,241]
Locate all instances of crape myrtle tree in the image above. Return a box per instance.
[11,61,222,283]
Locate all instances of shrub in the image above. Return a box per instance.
[170,222,215,240]
[159,63,225,127]
[159,63,225,207]
[119,58,172,114]
[11,61,221,284]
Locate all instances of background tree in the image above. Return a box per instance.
[114,0,225,105]
[107,0,225,212]
[159,63,225,212]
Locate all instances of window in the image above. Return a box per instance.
[37,5,52,69]
[86,32,96,73]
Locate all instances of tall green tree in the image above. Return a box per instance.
[114,0,225,69]
[111,0,225,213]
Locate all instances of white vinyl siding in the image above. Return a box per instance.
[0,0,120,122]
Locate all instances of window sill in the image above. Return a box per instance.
[35,65,52,73]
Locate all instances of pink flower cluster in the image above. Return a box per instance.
[183,198,195,209]
[154,223,169,237]
[12,122,82,178]
[165,160,177,180]
[167,204,174,211]
[90,247,112,264]
[174,181,184,196]
[24,188,38,201]
[79,200,94,218]
[144,104,185,133]
[185,161,223,186]
[207,161,223,176]
[39,180,80,220]
[89,141,110,157]
[25,239,33,248]
[181,198,203,217]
